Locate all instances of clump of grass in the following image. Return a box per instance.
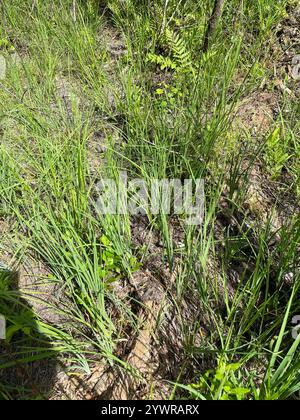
[0,0,299,400]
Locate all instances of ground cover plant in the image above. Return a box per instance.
[0,0,299,400]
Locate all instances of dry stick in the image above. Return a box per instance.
[72,0,77,23]
[160,0,170,35]
[203,0,225,53]
[31,0,37,12]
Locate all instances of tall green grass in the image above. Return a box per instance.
[0,0,299,399]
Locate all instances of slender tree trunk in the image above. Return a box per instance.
[203,0,225,52]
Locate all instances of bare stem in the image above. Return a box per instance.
[203,0,225,52]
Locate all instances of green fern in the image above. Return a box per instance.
[146,53,177,71]
[147,27,196,77]
[165,27,195,75]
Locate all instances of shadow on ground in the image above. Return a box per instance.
[0,266,57,400]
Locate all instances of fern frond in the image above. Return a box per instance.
[146,53,177,71]
[165,28,193,71]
